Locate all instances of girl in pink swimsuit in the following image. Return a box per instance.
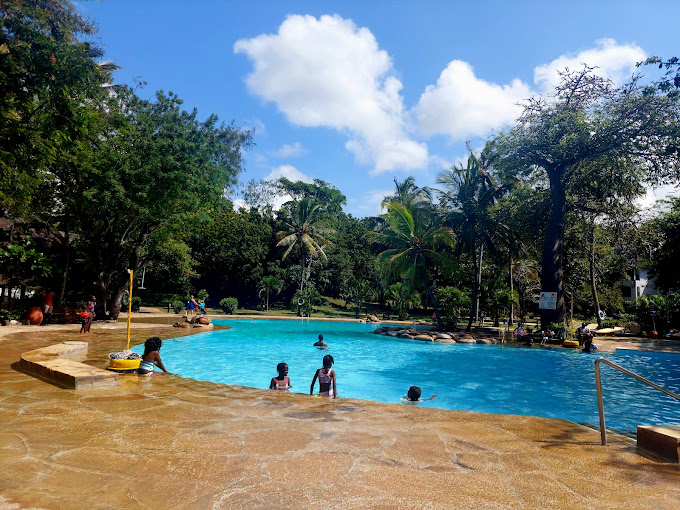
[310,355,336,398]
[269,363,291,390]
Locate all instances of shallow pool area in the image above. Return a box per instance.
[134,319,680,434]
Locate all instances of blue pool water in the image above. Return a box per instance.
[133,319,680,434]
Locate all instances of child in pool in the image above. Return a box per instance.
[402,386,437,403]
[138,337,170,376]
[310,354,336,398]
[269,362,291,390]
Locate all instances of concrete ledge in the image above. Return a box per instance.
[637,425,680,462]
[20,342,118,389]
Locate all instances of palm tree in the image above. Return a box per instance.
[276,198,334,292]
[258,276,284,315]
[382,176,432,209]
[437,149,514,331]
[370,200,454,330]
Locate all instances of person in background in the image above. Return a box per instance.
[313,334,328,348]
[42,289,55,314]
[41,289,55,324]
[80,296,95,333]
[577,322,590,345]
[198,300,206,315]
[185,295,198,318]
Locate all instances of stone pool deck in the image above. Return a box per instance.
[0,320,679,509]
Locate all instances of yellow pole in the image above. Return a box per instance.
[125,269,133,350]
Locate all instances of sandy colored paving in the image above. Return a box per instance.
[0,321,678,509]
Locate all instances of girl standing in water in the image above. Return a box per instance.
[310,354,336,398]
[269,362,291,390]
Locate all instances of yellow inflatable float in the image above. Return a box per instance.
[562,339,580,348]
[107,358,141,373]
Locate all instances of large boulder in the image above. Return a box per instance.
[457,337,476,344]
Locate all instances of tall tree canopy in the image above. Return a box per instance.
[487,66,680,326]
[0,0,115,218]
[76,88,252,317]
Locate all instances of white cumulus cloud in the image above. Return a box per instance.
[264,164,313,183]
[534,38,646,92]
[415,39,646,143]
[414,60,532,141]
[264,165,314,210]
[234,14,428,174]
[274,142,305,158]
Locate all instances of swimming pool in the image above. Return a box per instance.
[134,319,680,434]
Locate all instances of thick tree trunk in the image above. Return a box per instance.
[540,168,567,329]
[589,222,602,328]
[107,245,142,320]
[109,285,127,320]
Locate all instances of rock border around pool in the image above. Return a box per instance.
[372,327,498,344]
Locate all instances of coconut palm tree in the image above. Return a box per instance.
[382,176,432,209]
[437,149,514,331]
[370,200,454,330]
[276,198,334,292]
[258,276,284,315]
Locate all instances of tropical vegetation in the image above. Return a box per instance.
[2,1,680,337]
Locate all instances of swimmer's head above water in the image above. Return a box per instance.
[406,386,422,401]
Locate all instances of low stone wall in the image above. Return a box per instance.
[19,341,118,389]
[372,326,498,344]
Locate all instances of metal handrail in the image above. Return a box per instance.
[594,357,680,445]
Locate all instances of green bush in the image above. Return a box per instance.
[197,289,209,303]
[172,300,185,314]
[219,297,238,314]
[131,296,142,312]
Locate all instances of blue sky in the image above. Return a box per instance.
[78,0,679,216]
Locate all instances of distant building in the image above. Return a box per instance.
[621,269,658,302]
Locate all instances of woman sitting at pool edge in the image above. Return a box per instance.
[270,362,291,390]
[138,337,170,376]
[310,354,336,398]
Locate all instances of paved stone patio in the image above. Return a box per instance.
[0,320,678,509]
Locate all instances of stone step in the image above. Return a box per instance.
[637,425,680,462]
[20,341,118,389]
